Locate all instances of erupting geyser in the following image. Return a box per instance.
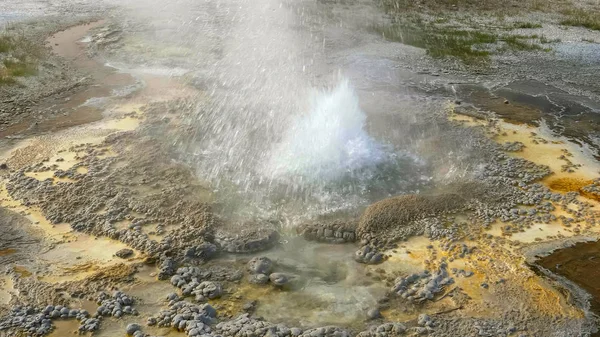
[177,0,429,220]
[183,76,428,220]
[266,79,391,183]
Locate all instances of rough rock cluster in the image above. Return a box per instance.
[354,245,385,265]
[0,304,92,336]
[297,221,357,243]
[147,300,217,337]
[392,263,454,302]
[356,323,407,337]
[356,194,465,246]
[215,225,280,253]
[158,257,178,280]
[501,141,525,152]
[246,257,291,286]
[169,267,223,301]
[95,290,138,318]
[582,179,600,199]
[215,314,350,337]
[0,306,56,336]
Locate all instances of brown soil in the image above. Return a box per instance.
[1,21,137,139]
[454,85,543,126]
[537,241,600,336]
[46,21,134,88]
[0,106,104,139]
[0,249,16,257]
[13,266,32,278]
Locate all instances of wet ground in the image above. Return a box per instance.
[447,81,600,159]
[2,1,600,337]
[537,241,600,324]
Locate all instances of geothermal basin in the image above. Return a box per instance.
[1,0,600,337]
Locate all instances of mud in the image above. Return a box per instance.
[0,16,103,137]
[537,241,600,337]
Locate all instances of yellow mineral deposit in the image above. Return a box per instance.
[0,276,16,305]
[0,185,73,239]
[451,103,600,223]
[38,235,141,283]
[408,103,600,321]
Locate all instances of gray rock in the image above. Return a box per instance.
[184,242,218,260]
[194,281,223,300]
[115,248,134,258]
[96,291,137,318]
[201,303,217,318]
[249,273,269,284]
[158,257,177,280]
[417,314,433,327]
[242,301,257,312]
[126,323,142,335]
[392,263,453,303]
[248,257,273,274]
[269,273,289,286]
[367,308,381,320]
[166,292,180,301]
[354,245,384,265]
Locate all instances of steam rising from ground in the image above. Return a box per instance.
[108,0,432,219]
[187,76,427,221]
[169,0,428,219]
